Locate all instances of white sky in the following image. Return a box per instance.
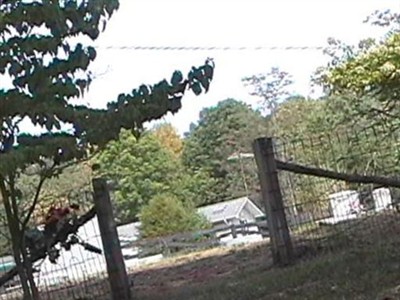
[15,0,400,136]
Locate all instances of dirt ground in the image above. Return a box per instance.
[132,242,272,296]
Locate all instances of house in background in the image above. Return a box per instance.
[197,196,265,226]
[197,197,266,246]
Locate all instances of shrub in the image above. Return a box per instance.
[139,194,209,238]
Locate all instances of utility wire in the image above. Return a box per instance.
[94,45,326,51]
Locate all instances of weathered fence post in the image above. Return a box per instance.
[230,224,237,238]
[92,178,132,300]
[252,137,294,266]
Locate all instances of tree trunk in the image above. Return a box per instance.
[21,241,40,299]
[11,174,41,299]
[4,212,32,299]
[9,175,40,300]
[15,251,32,300]
[0,178,34,300]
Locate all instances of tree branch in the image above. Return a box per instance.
[19,150,99,233]
[7,174,20,228]
[0,206,97,287]
[20,172,49,235]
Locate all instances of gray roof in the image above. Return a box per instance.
[197,197,264,224]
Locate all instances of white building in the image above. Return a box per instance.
[319,188,394,225]
[197,197,266,246]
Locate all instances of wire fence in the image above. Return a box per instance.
[0,190,112,300]
[268,124,400,259]
[93,45,326,52]
[0,181,265,299]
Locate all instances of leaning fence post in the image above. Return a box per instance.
[92,178,132,300]
[252,137,294,266]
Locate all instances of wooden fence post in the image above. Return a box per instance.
[92,178,132,300]
[230,224,237,238]
[252,137,294,266]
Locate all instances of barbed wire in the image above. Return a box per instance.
[94,45,326,51]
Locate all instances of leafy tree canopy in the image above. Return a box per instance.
[272,96,329,138]
[96,129,182,223]
[0,0,214,227]
[315,10,400,130]
[152,123,183,158]
[0,0,214,174]
[96,127,218,222]
[183,99,268,204]
[139,193,209,238]
[242,67,293,115]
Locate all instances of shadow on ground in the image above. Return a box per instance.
[41,211,400,300]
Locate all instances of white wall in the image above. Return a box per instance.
[33,217,163,289]
[34,217,107,288]
[372,188,392,212]
[329,190,361,220]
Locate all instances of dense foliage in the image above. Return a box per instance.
[97,129,180,223]
[139,194,209,238]
[183,99,268,204]
[152,123,183,158]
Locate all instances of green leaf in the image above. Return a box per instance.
[182,99,268,206]
[200,76,210,92]
[191,81,202,95]
[171,71,183,85]
[204,64,214,80]
[87,46,97,61]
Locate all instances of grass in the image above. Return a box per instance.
[44,211,400,300]
[134,243,400,300]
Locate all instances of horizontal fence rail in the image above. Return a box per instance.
[124,221,269,258]
[252,125,400,266]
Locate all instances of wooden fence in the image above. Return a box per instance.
[122,221,269,258]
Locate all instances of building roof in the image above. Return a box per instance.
[197,197,264,224]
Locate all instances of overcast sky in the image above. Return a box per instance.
[14,0,400,136]
[84,0,399,135]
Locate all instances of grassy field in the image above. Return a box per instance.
[44,212,400,300]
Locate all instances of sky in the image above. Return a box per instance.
[15,0,400,136]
